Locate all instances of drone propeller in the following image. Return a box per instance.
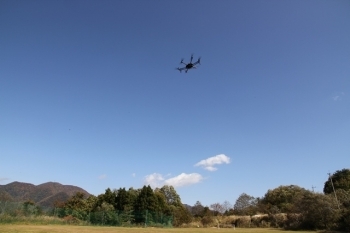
[190,54,193,62]
[197,57,201,64]
[180,58,184,64]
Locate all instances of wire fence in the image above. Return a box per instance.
[0,201,173,227]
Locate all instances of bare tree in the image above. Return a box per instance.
[222,200,233,214]
[210,202,224,215]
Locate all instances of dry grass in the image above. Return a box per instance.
[0,225,317,233]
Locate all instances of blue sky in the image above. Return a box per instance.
[1,0,349,207]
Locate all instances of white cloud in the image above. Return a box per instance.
[164,173,203,187]
[144,173,164,188]
[98,174,107,180]
[144,173,203,188]
[195,154,230,171]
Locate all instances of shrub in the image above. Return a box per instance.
[201,216,213,227]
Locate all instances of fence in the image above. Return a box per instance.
[0,201,172,227]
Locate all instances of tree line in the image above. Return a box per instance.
[203,168,350,231]
[1,168,349,230]
[53,185,191,227]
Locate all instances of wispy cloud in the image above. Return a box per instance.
[195,154,230,171]
[332,92,345,101]
[132,173,136,177]
[98,174,107,180]
[144,173,203,188]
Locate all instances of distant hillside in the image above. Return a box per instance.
[0,181,90,209]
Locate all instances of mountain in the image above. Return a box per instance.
[0,181,90,209]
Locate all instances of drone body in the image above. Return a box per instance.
[176,54,201,73]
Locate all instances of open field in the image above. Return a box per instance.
[0,225,320,233]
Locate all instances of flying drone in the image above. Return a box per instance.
[176,54,201,73]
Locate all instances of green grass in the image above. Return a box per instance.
[0,225,319,233]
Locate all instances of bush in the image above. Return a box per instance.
[234,216,251,227]
[269,213,286,228]
[284,213,302,230]
[201,216,213,226]
[63,215,80,224]
[251,214,269,227]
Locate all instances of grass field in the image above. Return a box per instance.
[0,225,319,233]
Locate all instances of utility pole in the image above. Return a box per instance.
[311,186,316,192]
[328,172,340,210]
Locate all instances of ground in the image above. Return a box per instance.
[0,225,319,233]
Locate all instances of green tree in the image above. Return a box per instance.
[115,188,130,211]
[200,206,213,226]
[114,188,135,224]
[158,185,182,207]
[333,189,350,231]
[293,192,341,230]
[333,189,350,207]
[134,185,158,224]
[93,202,117,225]
[63,192,90,220]
[154,190,168,213]
[233,193,258,215]
[85,195,97,212]
[171,204,192,227]
[23,200,39,216]
[127,187,139,207]
[191,201,204,217]
[64,192,86,210]
[324,169,350,194]
[339,205,350,231]
[157,185,191,226]
[134,185,157,212]
[103,188,117,207]
[262,185,311,213]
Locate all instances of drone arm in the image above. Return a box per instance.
[180,58,187,65]
[193,57,201,65]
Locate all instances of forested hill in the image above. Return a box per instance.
[0,181,90,208]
